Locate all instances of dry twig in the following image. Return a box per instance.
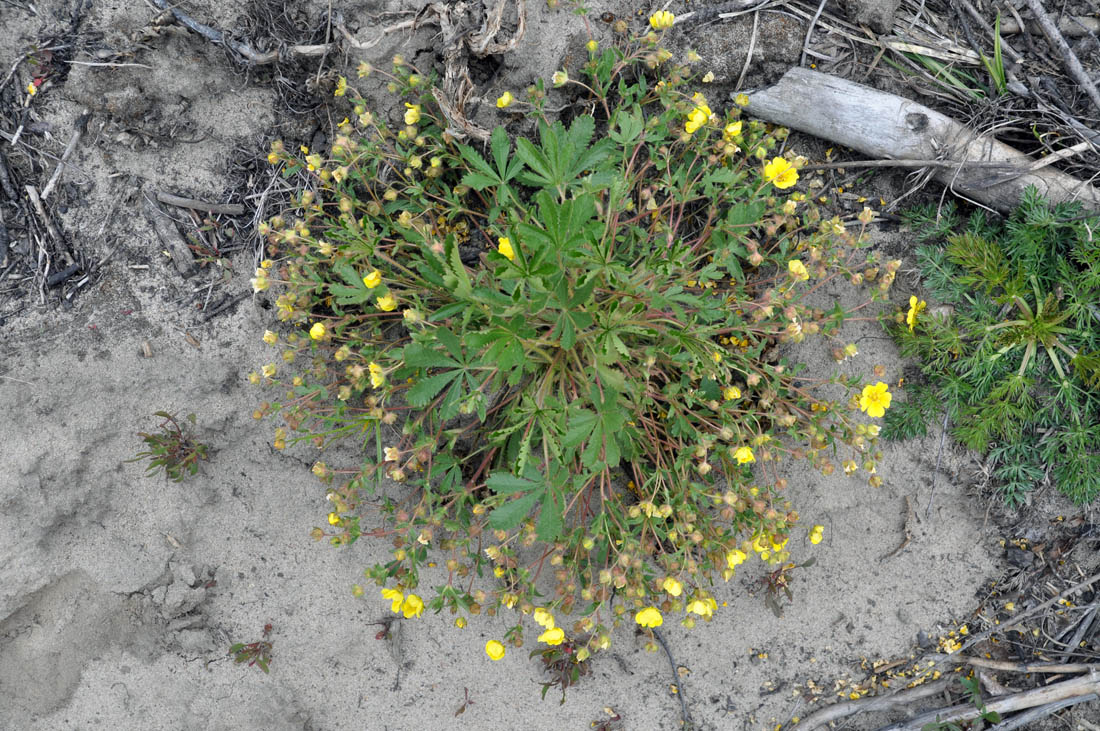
[797,677,954,731]
[41,108,90,200]
[156,192,245,216]
[1021,0,1100,115]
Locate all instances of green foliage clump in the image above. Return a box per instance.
[251,35,894,656]
[128,411,209,482]
[889,189,1100,504]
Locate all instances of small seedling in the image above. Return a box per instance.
[453,687,475,717]
[760,558,816,618]
[128,411,209,481]
[229,623,274,674]
[531,641,591,704]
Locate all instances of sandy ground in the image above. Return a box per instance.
[1,1,1094,730]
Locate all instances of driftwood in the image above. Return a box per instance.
[876,669,1100,731]
[744,67,1100,213]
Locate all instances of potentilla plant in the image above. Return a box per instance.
[251,12,898,666]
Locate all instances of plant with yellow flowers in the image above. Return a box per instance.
[251,9,898,680]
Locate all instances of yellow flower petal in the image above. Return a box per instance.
[485,640,506,660]
[634,606,663,628]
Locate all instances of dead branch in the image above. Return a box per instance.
[1001,15,1100,37]
[143,190,197,278]
[797,677,954,731]
[156,192,244,216]
[744,67,1100,213]
[41,108,90,200]
[924,654,1100,675]
[988,693,1100,731]
[25,185,72,265]
[876,669,1100,731]
[1021,0,1100,115]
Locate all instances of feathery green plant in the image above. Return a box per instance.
[888,189,1100,504]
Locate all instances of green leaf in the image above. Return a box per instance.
[456,142,498,180]
[491,125,512,179]
[402,343,459,369]
[435,327,465,362]
[535,489,563,541]
[515,137,553,186]
[460,171,500,191]
[407,370,463,406]
[488,492,540,531]
[486,472,540,494]
[562,408,597,448]
[609,108,643,144]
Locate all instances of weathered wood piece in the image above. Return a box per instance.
[143,191,197,278]
[744,67,1100,213]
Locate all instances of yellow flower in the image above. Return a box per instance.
[764,157,799,189]
[538,627,565,645]
[533,607,555,629]
[735,93,750,107]
[906,295,927,332]
[686,597,717,619]
[809,524,824,545]
[496,91,515,109]
[369,363,386,389]
[263,330,277,345]
[649,10,675,29]
[333,76,347,97]
[702,71,715,83]
[723,386,741,401]
[401,593,424,618]
[357,61,372,78]
[497,237,515,262]
[726,549,747,569]
[261,363,276,378]
[712,351,722,364]
[733,446,755,465]
[788,259,809,281]
[843,460,858,475]
[363,270,382,289]
[586,39,598,53]
[859,382,892,418]
[551,70,568,87]
[376,294,397,311]
[635,606,663,628]
[485,640,506,661]
[723,121,742,141]
[382,587,404,613]
[685,99,713,135]
[309,322,326,340]
[327,512,340,525]
[404,103,421,125]
[26,81,37,96]
[662,577,683,597]
[267,151,279,164]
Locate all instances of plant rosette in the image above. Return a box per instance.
[253,31,898,660]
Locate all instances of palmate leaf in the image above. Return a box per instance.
[407,370,463,407]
